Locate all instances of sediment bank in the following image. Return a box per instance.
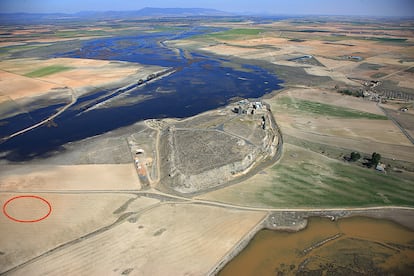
[211,207,414,275]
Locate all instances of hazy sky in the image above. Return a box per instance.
[1,0,413,16]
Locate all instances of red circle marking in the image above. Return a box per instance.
[2,195,52,223]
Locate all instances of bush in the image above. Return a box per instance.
[371,152,381,166]
[340,89,353,95]
[350,151,361,162]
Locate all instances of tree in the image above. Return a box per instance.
[350,151,361,162]
[371,152,381,166]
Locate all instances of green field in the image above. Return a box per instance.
[0,44,49,56]
[24,65,73,77]
[371,72,387,78]
[201,144,414,208]
[292,33,408,43]
[265,158,414,207]
[278,97,388,120]
[369,37,407,43]
[55,30,108,38]
[206,28,264,40]
[148,26,187,33]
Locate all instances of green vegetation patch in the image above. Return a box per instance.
[369,37,407,43]
[202,144,414,208]
[148,26,187,33]
[289,38,306,42]
[278,97,388,120]
[0,44,48,56]
[264,160,414,207]
[306,34,407,44]
[55,30,108,38]
[207,28,264,40]
[405,67,414,73]
[357,62,383,71]
[25,65,74,78]
[371,72,387,79]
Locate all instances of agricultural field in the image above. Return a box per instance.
[267,88,414,161]
[199,143,414,208]
[4,203,265,275]
[0,58,161,99]
[200,82,414,208]
[24,65,74,78]
[0,193,159,273]
[0,164,141,191]
[205,28,265,40]
[276,96,387,120]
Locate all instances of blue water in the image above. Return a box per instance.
[55,27,222,67]
[0,27,283,161]
[0,103,65,137]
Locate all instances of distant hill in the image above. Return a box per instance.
[74,8,232,19]
[132,7,232,17]
[0,7,233,24]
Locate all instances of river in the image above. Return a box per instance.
[0,27,283,161]
[219,216,414,275]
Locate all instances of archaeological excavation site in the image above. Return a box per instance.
[157,99,280,194]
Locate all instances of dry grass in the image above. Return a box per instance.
[0,58,160,100]
[7,203,265,275]
[266,88,414,161]
[283,88,385,115]
[0,70,58,100]
[0,193,159,273]
[0,164,140,191]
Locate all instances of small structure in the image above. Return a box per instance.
[234,105,248,114]
[234,99,266,115]
[261,116,266,130]
[253,101,263,109]
[363,91,371,98]
[376,163,386,173]
[348,56,362,61]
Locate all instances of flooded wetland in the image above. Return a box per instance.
[220,216,414,275]
[0,28,282,161]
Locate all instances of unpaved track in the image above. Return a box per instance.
[379,104,414,145]
[2,186,413,275]
[3,189,414,213]
[1,87,76,143]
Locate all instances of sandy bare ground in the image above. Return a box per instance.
[196,36,409,87]
[0,42,26,48]
[0,193,159,273]
[276,112,414,161]
[284,88,385,115]
[0,58,161,100]
[0,164,140,191]
[303,66,360,85]
[0,70,58,101]
[384,71,414,89]
[22,36,110,44]
[283,125,414,161]
[206,35,408,59]
[7,203,265,276]
[194,30,413,86]
[201,44,259,56]
[267,88,414,161]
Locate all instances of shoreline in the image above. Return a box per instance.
[209,206,414,275]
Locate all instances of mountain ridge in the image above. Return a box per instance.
[0,7,234,24]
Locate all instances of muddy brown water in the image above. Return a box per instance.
[219,216,414,275]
